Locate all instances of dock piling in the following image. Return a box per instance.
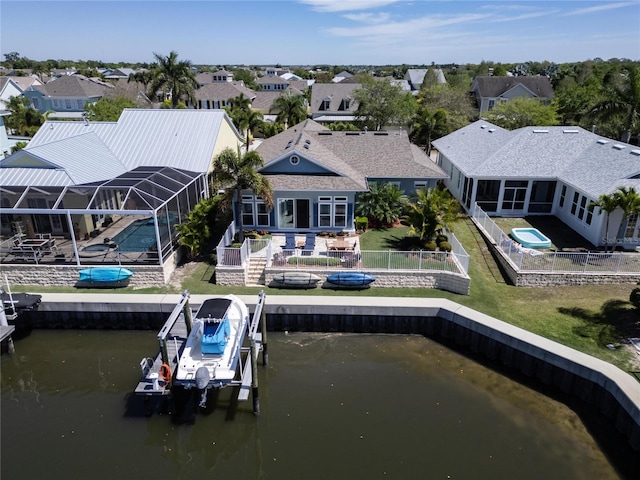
[250,337,260,415]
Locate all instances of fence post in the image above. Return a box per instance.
[388,251,391,270]
[616,252,623,273]
[551,252,557,272]
[584,252,590,273]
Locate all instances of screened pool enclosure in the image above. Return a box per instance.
[0,166,208,266]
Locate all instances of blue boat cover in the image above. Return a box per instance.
[201,318,230,354]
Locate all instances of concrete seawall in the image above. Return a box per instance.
[20,293,640,452]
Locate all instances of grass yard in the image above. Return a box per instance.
[9,218,640,372]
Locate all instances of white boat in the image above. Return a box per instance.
[174,294,249,390]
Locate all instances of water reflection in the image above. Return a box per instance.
[1,330,623,479]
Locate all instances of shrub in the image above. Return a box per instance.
[438,241,452,252]
[423,241,438,251]
[436,234,448,245]
[630,287,640,309]
[287,257,341,266]
[355,216,368,232]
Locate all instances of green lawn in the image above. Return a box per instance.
[10,219,639,372]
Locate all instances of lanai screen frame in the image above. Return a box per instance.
[0,166,209,266]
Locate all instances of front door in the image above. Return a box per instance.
[295,199,310,229]
[501,181,528,213]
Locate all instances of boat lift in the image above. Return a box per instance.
[134,290,267,414]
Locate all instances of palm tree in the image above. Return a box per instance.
[230,93,251,112]
[128,70,154,95]
[406,187,460,244]
[590,193,620,252]
[149,51,198,108]
[355,183,407,228]
[209,146,273,242]
[613,186,640,245]
[590,65,640,143]
[270,91,307,129]
[236,109,264,151]
[410,107,449,155]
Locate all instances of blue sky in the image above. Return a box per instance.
[2,1,639,65]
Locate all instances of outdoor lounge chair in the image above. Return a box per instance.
[284,233,296,251]
[302,233,316,252]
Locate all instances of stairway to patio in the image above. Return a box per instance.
[246,256,267,286]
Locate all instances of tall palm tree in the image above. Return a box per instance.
[236,109,264,151]
[149,51,199,108]
[128,70,154,94]
[209,146,273,242]
[590,193,620,252]
[410,106,449,155]
[590,65,640,143]
[270,91,307,129]
[613,186,640,245]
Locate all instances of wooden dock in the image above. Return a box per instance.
[134,291,266,405]
[0,325,16,343]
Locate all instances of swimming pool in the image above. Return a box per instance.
[511,227,552,249]
[112,218,159,252]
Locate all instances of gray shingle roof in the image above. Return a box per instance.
[432,120,640,197]
[471,76,554,98]
[194,82,255,101]
[255,119,446,192]
[35,75,112,97]
[310,83,361,115]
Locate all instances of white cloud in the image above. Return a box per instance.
[343,12,391,23]
[563,1,637,16]
[299,0,399,12]
[489,9,557,23]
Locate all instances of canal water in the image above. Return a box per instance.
[0,329,626,479]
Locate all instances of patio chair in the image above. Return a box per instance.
[284,233,296,251]
[303,233,316,251]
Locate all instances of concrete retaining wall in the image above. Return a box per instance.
[490,247,640,287]
[263,268,471,295]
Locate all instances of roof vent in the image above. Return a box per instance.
[346,132,359,136]
[373,132,388,136]
[630,149,640,156]
[533,129,549,133]
[480,125,487,129]
[612,144,625,150]
[304,139,311,144]
[563,129,579,134]
[285,140,293,148]
[303,144,309,149]
[597,139,609,145]
[488,128,496,133]
[318,132,332,136]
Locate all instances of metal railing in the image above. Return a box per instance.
[219,239,467,275]
[471,203,640,274]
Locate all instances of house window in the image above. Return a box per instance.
[570,191,579,215]
[586,203,594,226]
[53,99,60,108]
[76,99,84,109]
[414,181,427,190]
[290,155,300,165]
[387,181,401,189]
[578,196,587,220]
[625,213,639,238]
[242,196,270,227]
[32,98,40,109]
[242,195,254,226]
[278,199,295,229]
[559,185,567,208]
[65,99,72,109]
[476,180,500,212]
[317,196,347,228]
[529,181,556,213]
[321,97,331,110]
[488,99,495,110]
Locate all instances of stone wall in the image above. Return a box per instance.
[490,244,640,287]
[215,265,247,286]
[265,269,470,295]
[2,264,167,287]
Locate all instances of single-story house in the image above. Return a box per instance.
[0,109,243,263]
[432,121,640,249]
[470,76,554,113]
[241,119,447,233]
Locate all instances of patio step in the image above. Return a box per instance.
[247,257,267,286]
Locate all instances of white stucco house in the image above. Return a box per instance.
[432,121,640,249]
